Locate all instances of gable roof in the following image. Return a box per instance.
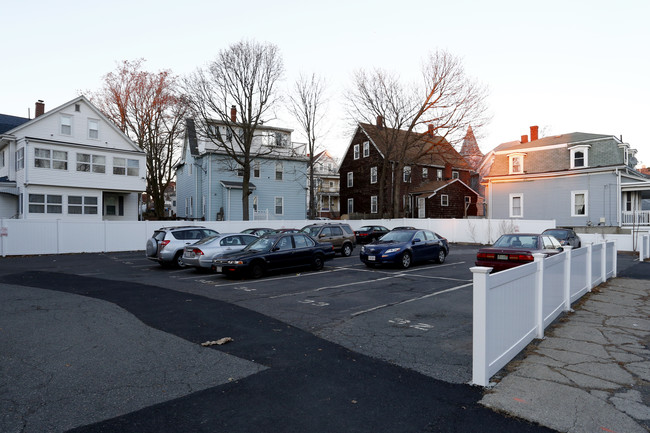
[410,178,479,198]
[492,132,613,154]
[0,114,30,134]
[357,122,472,171]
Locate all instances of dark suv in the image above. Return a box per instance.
[146,226,219,268]
[301,223,356,256]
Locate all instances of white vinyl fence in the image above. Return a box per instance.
[0,217,556,257]
[639,234,650,261]
[471,241,617,387]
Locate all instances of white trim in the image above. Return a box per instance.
[569,145,590,169]
[441,194,449,206]
[274,196,284,215]
[571,190,588,217]
[370,166,377,184]
[508,153,525,174]
[370,195,377,213]
[509,193,523,218]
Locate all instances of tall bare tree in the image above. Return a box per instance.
[91,59,188,218]
[287,73,328,219]
[346,49,489,217]
[183,40,284,221]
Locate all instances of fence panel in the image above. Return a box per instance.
[541,253,566,328]
[570,247,589,303]
[591,243,604,287]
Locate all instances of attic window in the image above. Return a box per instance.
[508,153,525,174]
[570,145,590,169]
[75,104,81,112]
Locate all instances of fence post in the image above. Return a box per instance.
[563,246,573,311]
[601,242,607,284]
[612,240,617,278]
[533,253,546,338]
[586,244,593,291]
[640,236,646,262]
[471,266,492,387]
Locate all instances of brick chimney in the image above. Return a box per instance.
[460,170,470,184]
[521,134,528,143]
[530,125,539,141]
[444,162,452,180]
[376,115,383,128]
[35,100,45,118]
[427,124,434,136]
[230,105,237,122]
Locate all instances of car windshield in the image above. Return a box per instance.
[302,226,321,237]
[493,235,539,249]
[544,230,568,239]
[376,231,413,243]
[244,237,275,252]
[358,226,373,231]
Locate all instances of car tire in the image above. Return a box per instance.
[174,251,186,268]
[399,251,412,269]
[250,261,265,279]
[435,249,446,264]
[341,243,353,257]
[577,242,581,248]
[312,254,324,271]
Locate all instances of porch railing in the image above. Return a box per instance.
[621,210,650,226]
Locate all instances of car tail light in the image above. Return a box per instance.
[192,248,204,255]
[160,240,170,249]
[477,252,495,259]
[358,233,368,236]
[509,254,534,262]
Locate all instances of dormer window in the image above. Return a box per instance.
[508,153,525,174]
[570,145,590,169]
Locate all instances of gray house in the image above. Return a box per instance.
[481,126,650,228]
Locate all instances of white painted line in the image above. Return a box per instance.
[269,274,404,299]
[350,282,472,317]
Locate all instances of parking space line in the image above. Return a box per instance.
[181,267,347,285]
[350,282,472,317]
[269,274,405,299]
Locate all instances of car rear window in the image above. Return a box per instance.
[341,225,353,234]
[153,231,166,241]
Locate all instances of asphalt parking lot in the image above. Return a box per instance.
[1,245,639,432]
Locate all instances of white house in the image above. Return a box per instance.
[0,96,146,220]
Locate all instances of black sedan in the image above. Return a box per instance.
[542,228,581,248]
[475,233,564,273]
[354,225,390,244]
[359,229,449,269]
[212,233,335,278]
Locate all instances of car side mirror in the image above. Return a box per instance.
[272,246,280,252]
[413,238,421,244]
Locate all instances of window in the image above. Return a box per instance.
[253,162,260,178]
[253,196,258,211]
[28,194,62,214]
[274,196,283,215]
[509,193,523,218]
[441,194,449,206]
[465,196,471,204]
[236,164,244,177]
[571,191,588,216]
[35,148,68,170]
[403,166,411,183]
[77,154,90,172]
[353,144,360,160]
[68,196,98,214]
[88,119,99,139]
[422,167,428,179]
[347,198,354,214]
[105,196,124,216]
[275,162,283,180]
[16,148,24,171]
[509,154,525,174]
[570,146,590,169]
[347,172,353,187]
[370,166,377,184]
[363,141,369,157]
[77,154,105,173]
[113,158,139,176]
[75,104,81,112]
[371,196,378,214]
[452,171,459,179]
[436,169,443,181]
[60,115,72,135]
[92,155,106,173]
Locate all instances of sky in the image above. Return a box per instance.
[2,0,649,166]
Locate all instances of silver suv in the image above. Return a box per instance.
[146,226,219,268]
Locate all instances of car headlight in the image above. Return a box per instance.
[227,260,244,265]
[384,248,401,254]
[360,246,365,253]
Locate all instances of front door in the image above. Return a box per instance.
[418,197,426,219]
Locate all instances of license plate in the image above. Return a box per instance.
[497,254,508,260]
[367,256,376,261]
[185,252,195,258]
[216,266,222,272]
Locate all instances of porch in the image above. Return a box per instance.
[622,210,650,227]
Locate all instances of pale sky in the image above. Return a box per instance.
[2,0,649,165]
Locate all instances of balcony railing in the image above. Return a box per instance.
[621,210,650,226]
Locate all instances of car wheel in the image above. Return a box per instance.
[312,254,324,271]
[174,251,186,268]
[250,261,265,279]
[399,252,412,269]
[341,243,353,257]
[577,242,581,249]
[435,249,446,264]
[145,238,158,257]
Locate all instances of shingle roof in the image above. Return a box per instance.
[492,132,611,153]
[359,122,472,170]
[0,114,30,134]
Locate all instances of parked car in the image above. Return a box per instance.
[301,223,356,257]
[542,228,581,248]
[475,233,564,273]
[183,233,258,271]
[354,225,390,244]
[270,228,302,234]
[241,228,275,236]
[146,226,219,268]
[392,226,417,230]
[212,233,336,278]
[359,229,449,269]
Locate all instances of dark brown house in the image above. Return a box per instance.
[410,179,479,218]
[339,118,477,218]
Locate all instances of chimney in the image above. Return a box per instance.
[427,124,434,136]
[230,105,237,122]
[460,170,470,184]
[35,100,45,118]
[376,115,383,128]
[444,162,452,180]
[530,125,539,141]
[521,135,528,143]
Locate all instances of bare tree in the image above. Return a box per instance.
[183,40,284,221]
[346,49,489,217]
[91,59,188,218]
[287,73,328,219]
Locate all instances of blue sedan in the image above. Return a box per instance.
[359,229,449,269]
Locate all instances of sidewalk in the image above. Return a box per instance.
[481,264,650,433]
